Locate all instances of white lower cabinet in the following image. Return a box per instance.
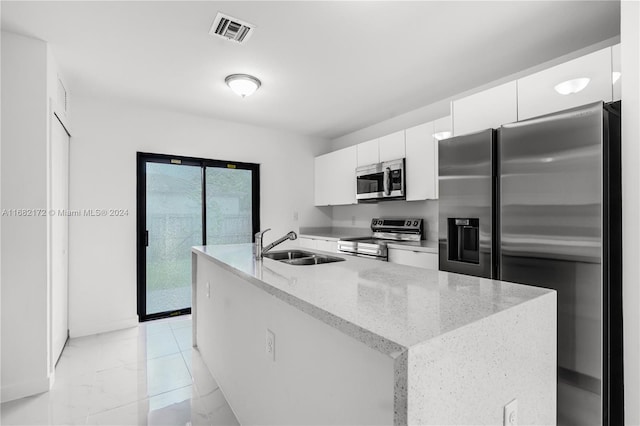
[299,237,338,253]
[316,239,338,253]
[388,248,438,270]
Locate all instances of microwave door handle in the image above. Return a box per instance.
[383,167,391,196]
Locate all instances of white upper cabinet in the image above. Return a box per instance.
[432,115,452,199]
[378,130,405,162]
[356,138,379,167]
[405,121,435,201]
[314,145,357,206]
[517,47,613,121]
[452,81,517,136]
[612,44,621,101]
[356,131,405,166]
[405,115,451,201]
[314,153,331,206]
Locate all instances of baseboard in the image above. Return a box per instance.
[1,375,52,403]
[69,315,139,338]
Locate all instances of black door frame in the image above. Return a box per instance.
[136,152,260,322]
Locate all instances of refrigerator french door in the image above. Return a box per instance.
[499,101,622,426]
[438,101,623,426]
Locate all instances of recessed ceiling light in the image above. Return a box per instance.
[433,131,452,141]
[225,74,261,98]
[554,78,590,95]
[612,72,621,84]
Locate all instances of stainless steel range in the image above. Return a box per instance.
[337,218,423,261]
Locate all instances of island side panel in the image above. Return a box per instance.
[406,291,557,425]
[195,253,396,425]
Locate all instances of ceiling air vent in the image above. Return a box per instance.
[209,12,255,44]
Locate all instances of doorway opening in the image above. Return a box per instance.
[136,152,260,321]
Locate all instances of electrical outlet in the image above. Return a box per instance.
[206,281,210,298]
[265,329,275,361]
[504,399,518,426]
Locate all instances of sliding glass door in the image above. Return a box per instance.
[137,153,259,321]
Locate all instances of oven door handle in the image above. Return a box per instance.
[383,167,391,196]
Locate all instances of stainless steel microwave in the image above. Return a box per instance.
[356,158,405,202]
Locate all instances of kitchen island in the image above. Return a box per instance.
[192,244,556,425]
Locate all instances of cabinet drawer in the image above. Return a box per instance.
[298,238,317,250]
[298,237,337,253]
[388,249,438,270]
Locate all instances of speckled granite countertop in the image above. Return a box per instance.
[193,244,554,358]
[298,227,438,253]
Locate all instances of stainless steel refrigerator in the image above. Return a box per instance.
[438,101,623,426]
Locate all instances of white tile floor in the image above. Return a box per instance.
[1,316,240,426]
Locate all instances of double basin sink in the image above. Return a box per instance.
[263,250,345,266]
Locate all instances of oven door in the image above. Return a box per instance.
[356,163,385,201]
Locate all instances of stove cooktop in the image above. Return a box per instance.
[337,218,424,260]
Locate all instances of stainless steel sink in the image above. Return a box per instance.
[262,250,345,265]
[262,250,315,261]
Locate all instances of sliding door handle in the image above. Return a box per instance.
[145,230,149,247]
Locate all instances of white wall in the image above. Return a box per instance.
[1,32,51,401]
[621,1,640,424]
[68,96,331,337]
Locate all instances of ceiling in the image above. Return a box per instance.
[1,1,620,139]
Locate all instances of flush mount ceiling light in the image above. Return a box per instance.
[554,77,590,95]
[225,74,261,98]
[433,131,452,141]
[612,72,621,84]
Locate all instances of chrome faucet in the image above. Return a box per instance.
[254,229,297,259]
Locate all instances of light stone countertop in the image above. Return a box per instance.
[193,244,554,358]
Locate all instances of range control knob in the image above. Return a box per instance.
[413,220,419,226]
[406,220,411,226]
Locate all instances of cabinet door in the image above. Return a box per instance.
[378,131,405,162]
[432,115,452,199]
[453,81,517,136]
[314,153,332,206]
[357,139,379,167]
[329,146,357,205]
[517,47,612,120]
[388,249,438,270]
[405,121,435,201]
[612,44,621,101]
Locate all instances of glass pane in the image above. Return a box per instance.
[146,163,202,315]
[206,167,253,245]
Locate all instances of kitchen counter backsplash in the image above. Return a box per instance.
[329,199,439,241]
[298,226,371,240]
